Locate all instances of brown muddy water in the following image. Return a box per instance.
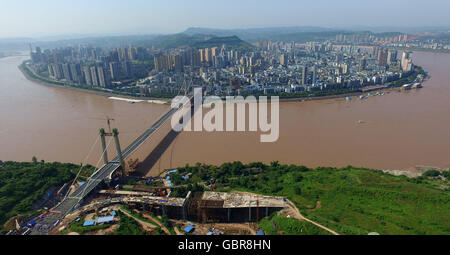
[1,52,449,173]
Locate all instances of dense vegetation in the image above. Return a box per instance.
[170,183,205,198]
[170,161,450,235]
[0,160,95,230]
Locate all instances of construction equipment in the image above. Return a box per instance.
[105,116,115,134]
[88,116,115,134]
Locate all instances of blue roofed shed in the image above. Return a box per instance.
[83,220,95,227]
[96,216,115,224]
[257,231,265,235]
[184,225,195,233]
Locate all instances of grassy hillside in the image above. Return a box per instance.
[170,162,450,235]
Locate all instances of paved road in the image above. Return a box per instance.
[30,102,185,235]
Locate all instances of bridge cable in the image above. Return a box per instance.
[75,136,113,204]
[62,135,100,200]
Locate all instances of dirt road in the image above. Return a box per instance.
[119,208,157,232]
[232,190,339,235]
[285,200,339,235]
[142,213,172,235]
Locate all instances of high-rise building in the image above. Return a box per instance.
[97,66,109,88]
[90,66,99,86]
[174,55,183,72]
[312,66,317,85]
[387,50,397,65]
[378,48,388,67]
[118,48,128,61]
[359,57,367,71]
[127,47,136,60]
[211,47,218,58]
[341,63,348,74]
[193,51,201,66]
[69,63,81,83]
[301,66,308,85]
[82,66,92,85]
[401,51,412,72]
[280,54,287,66]
[204,48,211,65]
[62,63,72,81]
[47,64,55,78]
[199,49,205,63]
[109,62,121,80]
[51,63,63,80]
[121,61,132,77]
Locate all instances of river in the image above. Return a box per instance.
[0,52,449,173]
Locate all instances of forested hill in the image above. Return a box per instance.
[141,33,253,50]
[0,160,95,231]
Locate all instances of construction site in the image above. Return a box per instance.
[95,190,287,223]
[50,186,288,235]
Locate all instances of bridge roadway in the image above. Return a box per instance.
[30,105,183,235]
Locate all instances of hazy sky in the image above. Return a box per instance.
[1,0,450,38]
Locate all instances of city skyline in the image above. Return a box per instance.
[1,0,450,38]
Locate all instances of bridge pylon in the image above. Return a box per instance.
[99,128,109,165]
[112,128,126,179]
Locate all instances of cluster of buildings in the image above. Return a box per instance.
[153,46,221,72]
[387,37,450,51]
[334,32,413,44]
[138,40,415,97]
[29,45,150,89]
[28,35,417,98]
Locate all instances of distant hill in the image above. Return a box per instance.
[183,27,411,43]
[34,34,160,50]
[0,38,35,52]
[184,26,335,39]
[143,33,253,50]
[183,26,345,42]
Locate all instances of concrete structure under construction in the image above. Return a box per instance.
[191,192,287,223]
[101,191,287,223]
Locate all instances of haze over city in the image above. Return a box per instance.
[1,0,450,38]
